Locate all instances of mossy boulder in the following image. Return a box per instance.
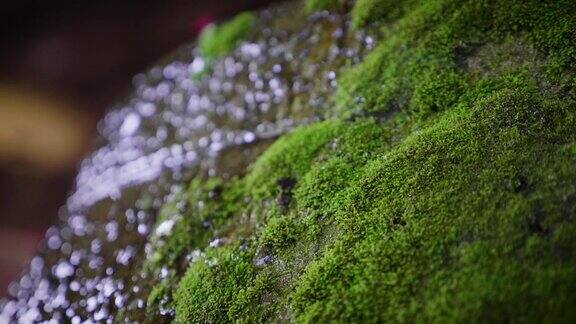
[145,0,576,322]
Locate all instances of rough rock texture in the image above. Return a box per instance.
[3,0,576,322]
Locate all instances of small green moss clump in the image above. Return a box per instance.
[245,121,341,199]
[351,0,417,28]
[304,0,343,14]
[174,247,255,322]
[198,12,256,59]
[148,0,576,322]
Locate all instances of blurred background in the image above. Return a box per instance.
[0,0,275,295]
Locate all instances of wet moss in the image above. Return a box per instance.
[150,0,576,322]
[340,0,575,120]
[142,177,245,320]
[244,121,342,199]
[351,0,417,28]
[174,246,256,322]
[291,83,576,322]
[198,12,256,59]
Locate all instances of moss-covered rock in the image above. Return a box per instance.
[146,0,576,322]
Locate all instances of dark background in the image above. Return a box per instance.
[0,0,275,295]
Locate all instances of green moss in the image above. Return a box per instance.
[259,215,302,248]
[174,246,255,322]
[340,0,576,119]
[198,12,256,59]
[141,177,247,320]
[291,84,576,321]
[351,0,417,28]
[304,0,342,14]
[147,281,171,314]
[244,121,342,199]
[145,178,227,272]
[152,0,576,321]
